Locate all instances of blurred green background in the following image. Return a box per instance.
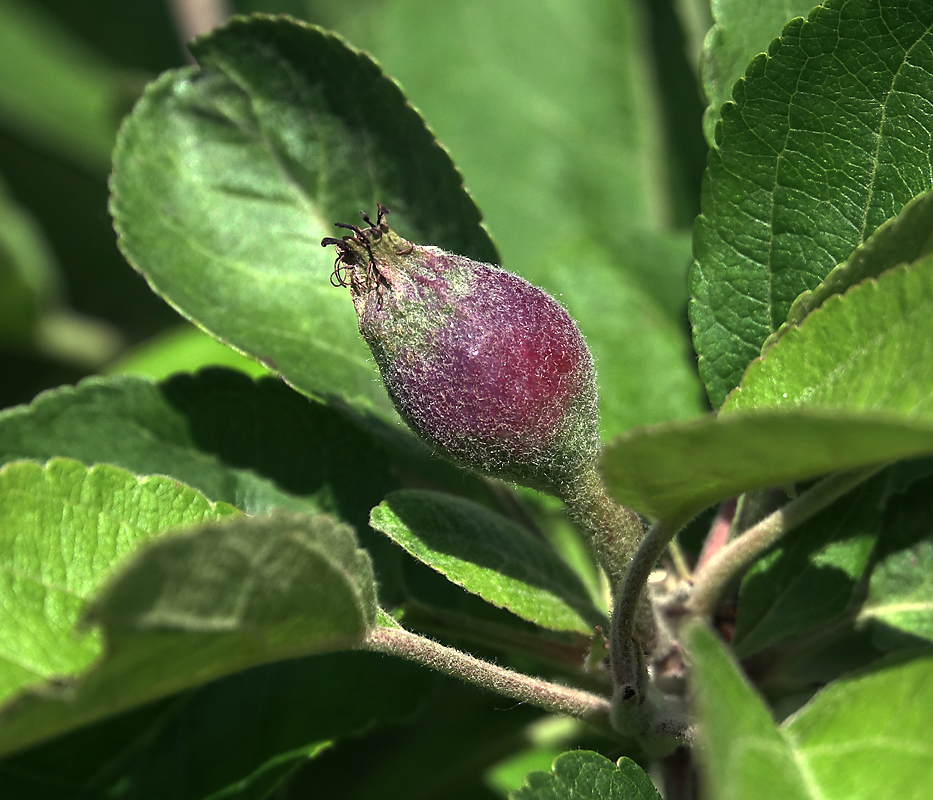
[0,0,709,415]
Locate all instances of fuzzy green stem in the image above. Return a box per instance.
[603,510,706,749]
[686,465,885,620]
[365,626,613,730]
[562,467,645,589]
[609,515,691,699]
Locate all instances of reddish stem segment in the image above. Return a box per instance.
[696,497,736,570]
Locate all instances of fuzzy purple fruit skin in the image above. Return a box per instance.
[324,211,599,496]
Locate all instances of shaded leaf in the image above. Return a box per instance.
[674,0,714,69]
[0,510,376,756]
[0,0,130,172]
[860,541,933,649]
[733,475,884,657]
[110,15,496,434]
[486,716,582,797]
[23,0,184,75]
[89,512,376,635]
[0,169,122,367]
[0,368,497,610]
[725,257,933,416]
[391,546,600,675]
[0,458,237,706]
[0,370,396,530]
[0,651,432,800]
[600,409,933,519]
[289,671,545,800]
[692,0,933,407]
[510,750,660,799]
[782,650,933,799]
[370,490,605,634]
[859,480,933,650]
[884,457,933,500]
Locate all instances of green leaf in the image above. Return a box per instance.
[0,368,483,609]
[688,623,811,800]
[110,14,496,433]
[600,409,933,519]
[370,490,605,634]
[674,0,714,71]
[0,175,59,345]
[486,717,581,797]
[0,0,130,172]
[692,0,933,407]
[0,651,432,800]
[350,0,676,283]
[884,456,933,499]
[782,651,933,800]
[0,370,397,531]
[88,511,376,635]
[107,324,271,380]
[0,509,376,756]
[701,0,816,143]
[733,475,884,657]
[767,189,933,349]
[289,674,545,800]
[510,750,661,800]
[0,458,237,707]
[691,623,933,799]
[0,169,121,368]
[724,257,933,416]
